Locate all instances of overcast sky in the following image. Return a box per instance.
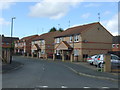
[0,0,119,38]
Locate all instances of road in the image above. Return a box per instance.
[2,56,119,88]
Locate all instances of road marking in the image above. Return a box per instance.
[102,87,109,88]
[36,85,48,88]
[61,85,68,88]
[83,87,91,88]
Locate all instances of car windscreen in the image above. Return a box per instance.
[111,55,120,60]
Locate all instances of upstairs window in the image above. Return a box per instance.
[116,44,119,48]
[41,40,45,45]
[74,35,79,42]
[60,37,63,42]
[56,38,60,43]
[70,36,73,42]
[24,42,26,46]
[112,44,115,48]
[32,42,35,45]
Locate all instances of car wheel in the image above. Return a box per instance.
[98,63,103,68]
[90,62,93,65]
[95,65,97,67]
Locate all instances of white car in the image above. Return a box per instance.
[93,54,120,68]
[87,55,97,65]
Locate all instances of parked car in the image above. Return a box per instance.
[93,54,120,68]
[87,55,97,65]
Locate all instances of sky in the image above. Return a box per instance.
[0,0,119,39]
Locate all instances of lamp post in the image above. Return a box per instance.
[10,17,16,64]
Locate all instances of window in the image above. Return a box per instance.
[116,44,119,48]
[38,41,41,46]
[41,40,44,45]
[112,44,115,48]
[74,35,79,42]
[24,49,26,53]
[32,42,35,45]
[15,43,17,47]
[70,36,73,42]
[56,38,60,43]
[24,42,26,46]
[74,49,79,56]
[60,37,63,42]
[6,43,9,45]
[41,49,45,54]
[56,50,60,55]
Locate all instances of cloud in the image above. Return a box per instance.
[81,13,90,19]
[102,11,111,16]
[84,3,100,7]
[28,0,82,19]
[0,2,16,10]
[102,14,119,36]
[0,18,11,25]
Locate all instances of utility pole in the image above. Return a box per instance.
[10,17,16,64]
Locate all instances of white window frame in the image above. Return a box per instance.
[56,50,60,55]
[70,36,73,42]
[60,37,63,42]
[112,44,115,48]
[74,49,79,56]
[41,40,45,45]
[41,49,45,54]
[116,44,119,48]
[56,38,60,43]
[24,42,26,46]
[32,41,35,45]
[74,35,79,42]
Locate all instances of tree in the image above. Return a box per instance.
[49,27,57,32]
[58,28,64,32]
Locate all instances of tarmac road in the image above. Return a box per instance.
[2,56,119,88]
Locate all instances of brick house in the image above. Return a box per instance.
[14,35,38,56]
[31,31,61,59]
[109,35,120,57]
[53,22,113,62]
[1,35,19,63]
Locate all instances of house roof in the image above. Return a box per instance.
[55,22,101,38]
[1,35,19,43]
[32,31,61,41]
[113,35,120,44]
[18,35,38,42]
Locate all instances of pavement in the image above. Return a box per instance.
[1,61,23,74]
[61,61,119,82]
